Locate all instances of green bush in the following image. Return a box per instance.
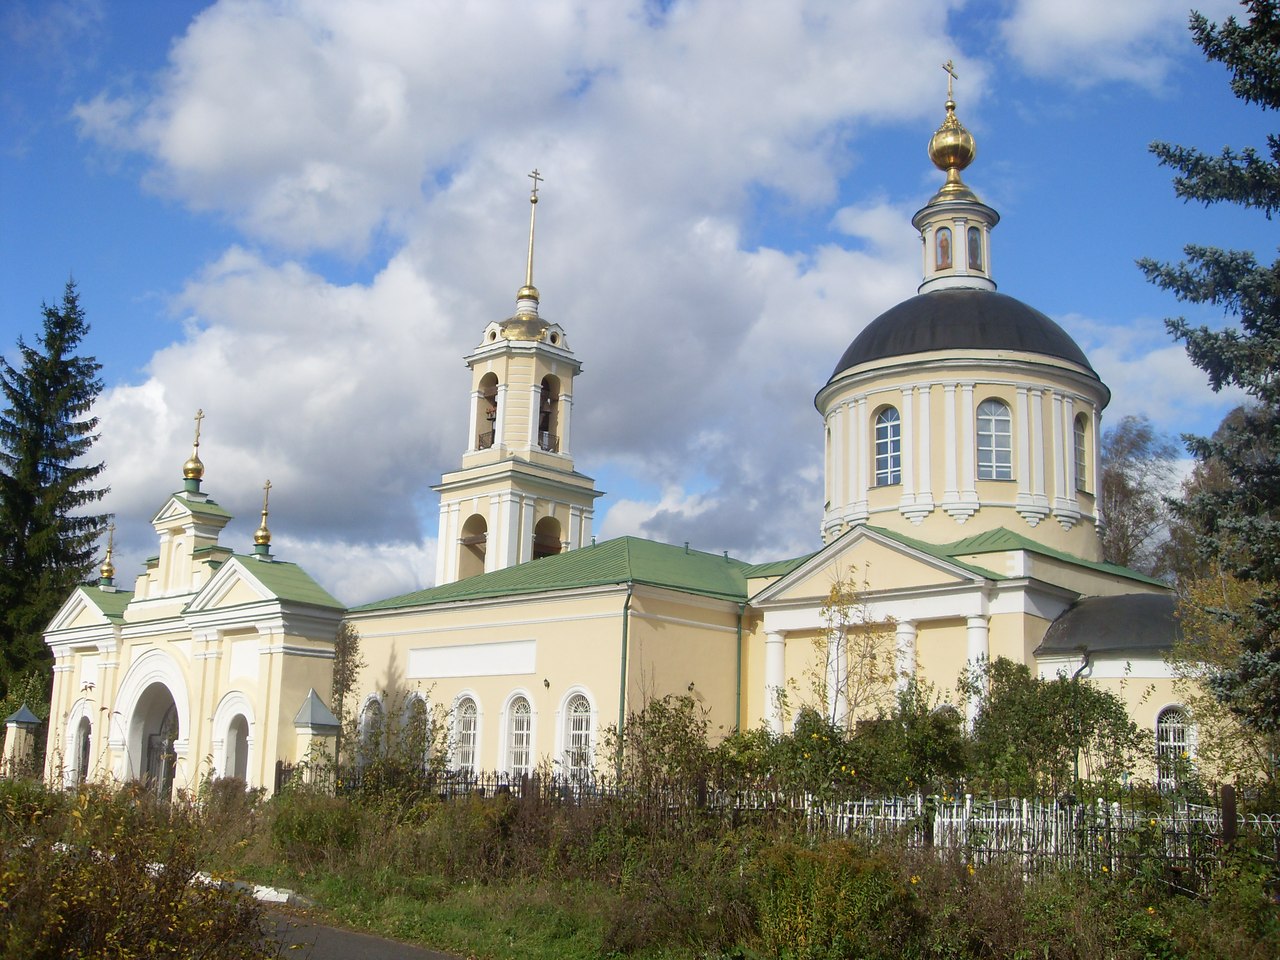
[754,840,921,960]
[269,786,361,866]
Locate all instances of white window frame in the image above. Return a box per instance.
[977,398,1013,480]
[453,694,480,774]
[503,692,534,778]
[1073,414,1088,492]
[874,406,901,487]
[1156,705,1192,790]
[560,690,595,781]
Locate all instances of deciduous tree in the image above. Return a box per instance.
[1138,1,1280,730]
[1099,414,1179,575]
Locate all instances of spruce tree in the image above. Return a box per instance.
[1138,1,1280,730]
[0,280,108,697]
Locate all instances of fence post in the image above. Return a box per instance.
[1221,784,1238,848]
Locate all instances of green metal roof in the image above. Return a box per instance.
[232,555,345,609]
[864,525,1166,588]
[941,527,1168,587]
[76,584,133,622]
[742,552,818,579]
[354,536,753,612]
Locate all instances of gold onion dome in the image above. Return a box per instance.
[182,452,205,480]
[927,96,979,203]
[254,480,272,547]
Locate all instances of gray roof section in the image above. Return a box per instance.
[830,289,1100,382]
[293,688,340,731]
[5,704,41,726]
[1035,593,1180,657]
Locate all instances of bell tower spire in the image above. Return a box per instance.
[433,171,602,586]
[912,61,999,294]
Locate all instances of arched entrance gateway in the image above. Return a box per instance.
[132,682,179,799]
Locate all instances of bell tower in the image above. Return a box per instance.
[433,172,603,585]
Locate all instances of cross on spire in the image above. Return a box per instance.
[524,169,543,291]
[261,478,272,513]
[192,408,204,448]
[942,59,958,101]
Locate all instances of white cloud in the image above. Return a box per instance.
[66,0,1236,603]
[999,0,1241,88]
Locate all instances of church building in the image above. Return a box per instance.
[39,82,1187,796]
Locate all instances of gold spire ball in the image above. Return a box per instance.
[183,408,206,481]
[927,60,979,203]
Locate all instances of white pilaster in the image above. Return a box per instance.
[560,392,573,456]
[1015,386,1048,527]
[467,390,480,453]
[765,630,787,734]
[965,615,990,726]
[494,384,508,448]
[826,630,849,729]
[519,498,536,564]
[895,621,918,692]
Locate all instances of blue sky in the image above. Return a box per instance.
[0,0,1271,603]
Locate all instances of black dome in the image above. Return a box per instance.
[830,288,1097,382]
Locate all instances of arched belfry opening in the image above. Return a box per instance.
[533,515,562,560]
[476,373,499,450]
[538,375,560,452]
[458,513,488,579]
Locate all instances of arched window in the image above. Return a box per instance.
[538,375,561,452]
[874,406,901,487]
[454,697,478,773]
[1073,414,1088,492]
[533,515,562,560]
[476,373,499,450]
[404,695,430,768]
[1157,706,1190,790]
[976,399,1013,480]
[967,226,982,271]
[358,698,384,769]
[75,716,92,784]
[507,696,532,778]
[936,227,952,270]
[458,513,487,580]
[563,694,592,781]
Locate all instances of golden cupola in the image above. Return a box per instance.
[182,408,206,491]
[911,60,998,295]
[253,480,272,557]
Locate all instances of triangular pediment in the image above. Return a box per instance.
[151,495,195,526]
[186,557,276,614]
[46,586,128,633]
[752,526,988,607]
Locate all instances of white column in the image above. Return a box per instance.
[965,615,990,726]
[853,396,869,522]
[503,495,522,568]
[1031,389,1046,499]
[943,383,958,502]
[1016,387,1031,496]
[826,630,849,728]
[560,392,573,456]
[764,630,787,734]
[895,621,918,692]
[960,383,976,500]
[843,399,855,510]
[568,505,583,549]
[528,384,541,449]
[494,384,508,448]
[915,386,932,509]
[1051,392,1065,499]
[485,494,502,573]
[467,390,480,453]
[519,499,536,564]
[899,386,916,507]
[831,405,844,512]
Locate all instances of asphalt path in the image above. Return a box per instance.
[267,910,464,960]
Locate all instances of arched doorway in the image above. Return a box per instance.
[226,715,249,781]
[75,716,92,784]
[132,682,179,799]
